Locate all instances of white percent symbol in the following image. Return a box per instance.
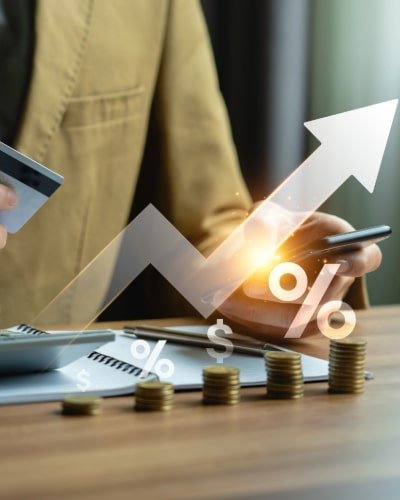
[130,340,175,379]
[269,262,356,339]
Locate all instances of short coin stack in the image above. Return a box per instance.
[134,381,174,411]
[62,395,103,416]
[265,352,304,399]
[328,338,367,394]
[202,365,240,405]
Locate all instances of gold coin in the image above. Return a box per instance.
[329,347,366,355]
[135,396,174,404]
[203,365,240,376]
[329,385,364,393]
[202,397,240,405]
[328,370,365,378]
[135,404,173,411]
[265,352,301,361]
[136,381,174,391]
[266,365,302,373]
[329,353,366,362]
[267,381,304,388]
[328,353,366,363]
[328,386,365,394]
[331,338,367,348]
[329,360,366,367]
[62,395,102,416]
[62,407,102,416]
[265,357,302,364]
[329,353,366,361]
[203,391,240,399]
[267,370,303,377]
[328,378,365,384]
[62,395,102,406]
[267,372,304,379]
[203,373,240,384]
[267,366,303,372]
[203,379,240,387]
[329,367,365,375]
[267,392,304,399]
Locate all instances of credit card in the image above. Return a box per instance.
[0,141,64,233]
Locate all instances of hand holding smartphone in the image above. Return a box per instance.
[282,225,392,263]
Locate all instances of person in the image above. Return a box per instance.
[0,0,381,334]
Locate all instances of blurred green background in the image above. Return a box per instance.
[202,0,400,305]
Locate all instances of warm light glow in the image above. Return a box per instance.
[246,246,275,268]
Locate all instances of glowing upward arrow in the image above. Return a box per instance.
[35,100,398,327]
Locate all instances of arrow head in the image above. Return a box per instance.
[304,99,398,193]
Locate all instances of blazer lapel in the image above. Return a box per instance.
[15,0,94,163]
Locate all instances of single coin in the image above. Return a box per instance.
[267,382,304,390]
[329,353,366,365]
[267,372,304,380]
[265,357,302,364]
[329,368,365,378]
[329,353,366,361]
[203,365,240,375]
[331,338,367,348]
[136,381,174,392]
[266,392,304,400]
[135,396,174,405]
[135,404,173,411]
[328,382,365,391]
[265,352,301,361]
[203,378,240,385]
[202,397,240,405]
[63,395,102,406]
[266,366,302,374]
[203,390,240,399]
[329,360,365,368]
[328,386,365,394]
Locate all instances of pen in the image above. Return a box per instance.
[123,325,283,357]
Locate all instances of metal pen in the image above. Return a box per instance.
[123,325,283,357]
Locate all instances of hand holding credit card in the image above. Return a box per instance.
[0,141,63,233]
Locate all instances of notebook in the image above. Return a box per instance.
[0,326,329,405]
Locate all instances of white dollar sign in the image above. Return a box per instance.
[206,319,233,364]
[76,368,91,392]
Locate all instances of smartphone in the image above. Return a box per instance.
[283,225,392,262]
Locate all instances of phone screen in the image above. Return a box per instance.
[283,225,392,262]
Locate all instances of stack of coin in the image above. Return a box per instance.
[62,395,103,416]
[202,365,240,405]
[328,338,367,394]
[265,352,304,399]
[134,381,174,411]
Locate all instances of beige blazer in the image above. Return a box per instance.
[1,0,253,326]
[0,0,367,327]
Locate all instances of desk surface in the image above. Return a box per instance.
[1,306,400,499]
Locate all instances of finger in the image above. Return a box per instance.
[218,293,301,332]
[0,184,18,210]
[218,293,321,340]
[0,225,7,249]
[334,245,382,277]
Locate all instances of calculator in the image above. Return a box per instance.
[0,325,115,375]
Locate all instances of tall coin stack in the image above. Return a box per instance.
[265,352,304,399]
[134,381,174,411]
[202,365,241,405]
[328,338,367,394]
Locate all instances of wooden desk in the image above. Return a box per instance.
[1,306,400,499]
